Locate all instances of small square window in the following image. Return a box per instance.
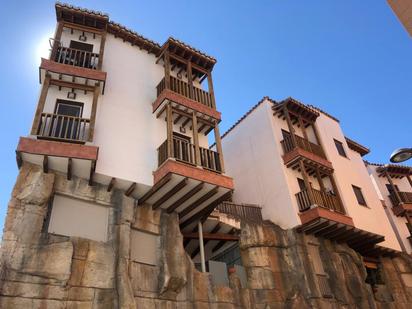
[352,185,367,206]
[334,139,347,157]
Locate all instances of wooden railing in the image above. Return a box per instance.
[200,146,221,172]
[316,274,333,298]
[54,46,99,70]
[217,202,263,223]
[37,113,90,143]
[389,191,412,206]
[281,134,326,159]
[295,188,344,213]
[157,137,222,173]
[156,76,214,108]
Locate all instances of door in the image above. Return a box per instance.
[53,100,84,140]
[69,40,95,68]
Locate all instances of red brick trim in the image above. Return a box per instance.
[283,147,333,170]
[153,89,221,120]
[299,206,354,226]
[17,137,98,161]
[40,58,107,82]
[153,159,233,189]
[392,203,412,217]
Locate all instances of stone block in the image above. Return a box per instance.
[130,262,159,294]
[133,204,161,234]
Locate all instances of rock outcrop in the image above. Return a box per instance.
[1,163,412,308]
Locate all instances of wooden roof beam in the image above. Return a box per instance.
[138,173,172,205]
[152,177,188,210]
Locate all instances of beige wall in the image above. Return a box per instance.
[60,26,102,54]
[222,99,300,229]
[368,165,412,253]
[48,194,109,242]
[315,114,401,251]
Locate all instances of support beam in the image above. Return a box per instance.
[329,174,345,213]
[315,167,326,192]
[407,175,412,189]
[184,232,239,241]
[89,160,96,186]
[152,178,188,210]
[299,160,314,205]
[107,177,116,192]
[67,158,72,180]
[192,112,201,166]
[212,228,236,253]
[207,71,216,109]
[31,74,51,135]
[187,61,193,99]
[43,155,48,173]
[50,79,95,92]
[283,104,297,148]
[214,122,225,173]
[138,173,172,205]
[198,221,206,273]
[385,171,402,205]
[125,182,137,197]
[180,191,232,229]
[166,182,204,213]
[190,222,221,258]
[166,104,173,158]
[179,186,219,219]
[164,49,171,89]
[97,31,106,70]
[88,83,100,142]
[51,22,64,61]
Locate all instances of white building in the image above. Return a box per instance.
[221,96,402,258]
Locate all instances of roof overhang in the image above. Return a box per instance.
[273,97,320,125]
[377,164,412,178]
[55,2,109,30]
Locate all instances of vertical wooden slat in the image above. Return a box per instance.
[31,74,51,135]
[88,84,100,142]
[166,104,173,158]
[207,71,216,109]
[164,48,171,90]
[192,112,201,166]
[213,122,225,173]
[97,31,106,70]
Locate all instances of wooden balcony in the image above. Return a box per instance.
[296,187,345,214]
[389,191,412,216]
[281,134,333,173]
[157,76,214,109]
[36,113,90,144]
[158,136,222,173]
[216,202,263,223]
[54,46,100,70]
[281,134,326,159]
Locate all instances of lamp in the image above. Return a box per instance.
[67,91,76,100]
[79,32,87,42]
[390,148,412,163]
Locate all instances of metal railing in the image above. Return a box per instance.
[216,202,263,223]
[36,113,90,143]
[281,134,326,159]
[157,136,222,173]
[156,76,214,108]
[54,46,99,70]
[296,187,344,213]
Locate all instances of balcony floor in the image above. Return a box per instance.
[139,159,234,228]
[392,203,412,216]
[283,147,333,174]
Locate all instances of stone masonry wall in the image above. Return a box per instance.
[0,163,411,308]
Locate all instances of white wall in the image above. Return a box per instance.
[221,99,300,229]
[60,26,101,54]
[315,114,401,251]
[48,194,109,242]
[368,165,412,253]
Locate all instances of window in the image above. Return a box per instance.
[334,139,347,157]
[297,178,306,191]
[70,40,93,52]
[52,100,84,140]
[352,185,367,206]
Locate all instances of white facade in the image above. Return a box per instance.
[222,98,401,251]
[368,164,412,253]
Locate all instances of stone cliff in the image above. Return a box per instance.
[0,163,412,308]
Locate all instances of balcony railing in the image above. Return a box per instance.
[54,46,99,70]
[36,113,90,143]
[295,187,344,213]
[157,136,222,173]
[216,201,263,223]
[156,76,214,108]
[281,134,326,159]
[389,191,412,206]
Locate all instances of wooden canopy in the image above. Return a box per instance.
[56,2,109,30]
[377,164,412,179]
[273,97,320,126]
[296,217,398,258]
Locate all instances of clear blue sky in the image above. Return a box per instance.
[0,1,411,231]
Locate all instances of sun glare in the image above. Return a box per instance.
[35,31,54,61]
